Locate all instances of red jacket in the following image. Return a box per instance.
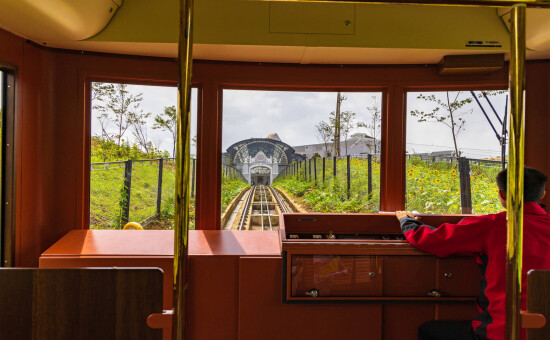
[399,202,550,340]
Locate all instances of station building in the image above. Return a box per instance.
[223,133,305,185]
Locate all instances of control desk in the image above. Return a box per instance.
[280,213,481,303]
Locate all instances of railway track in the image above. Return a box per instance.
[223,185,293,230]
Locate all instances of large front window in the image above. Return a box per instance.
[221,89,383,230]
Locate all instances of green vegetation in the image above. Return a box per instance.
[274,157,502,215]
[221,178,250,212]
[90,137,191,230]
[91,137,248,229]
[273,158,380,213]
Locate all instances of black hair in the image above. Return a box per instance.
[496,167,548,202]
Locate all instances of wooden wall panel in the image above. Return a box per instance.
[4,26,550,266]
[238,256,383,340]
[187,256,239,339]
[525,62,550,209]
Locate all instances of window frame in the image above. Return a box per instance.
[219,86,388,217]
[402,85,508,215]
[84,78,202,230]
[0,65,17,266]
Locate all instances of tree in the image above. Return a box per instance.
[341,111,356,156]
[130,110,153,153]
[94,83,143,147]
[153,105,177,157]
[332,92,347,157]
[315,121,333,157]
[92,82,115,140]
[411,92,473,157]
[331,110,356,155]
[357,96,381,154]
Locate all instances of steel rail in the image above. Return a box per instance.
[258,186,265,231]
[263,186,273,231]
[238,186,255,230]
[269,186,291,213]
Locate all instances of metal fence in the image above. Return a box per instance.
[274,154,503,215]
[90,158,244,229]
[274,155,382,211]
[222,163,248,183]
[405,155,504,214]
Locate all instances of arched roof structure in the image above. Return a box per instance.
[226,138,304,165]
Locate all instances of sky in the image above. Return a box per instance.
[91,84,507,160]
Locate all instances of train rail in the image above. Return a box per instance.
[223,185,294,230]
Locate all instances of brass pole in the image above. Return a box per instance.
[505,4,526,340]
[173,0,194,338]
[260,0,550,8]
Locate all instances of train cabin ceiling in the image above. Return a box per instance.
[0,0,549,64]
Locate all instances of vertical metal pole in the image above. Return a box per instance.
[322,157,326,184]
[121,160,132,225]
[314,158,317,185]
[174,0,193,338]
[458,157,473,214]
[505,5,526,340]
[157,158,164,218]
[333,156,336,177]
[191,158,196,198]
[309,159,312,182]
[368,154,373,199]
[347,155,351,199]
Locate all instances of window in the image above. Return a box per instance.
[405,90,507,214]
[221,89,383,230]
[0,70,3,264]
[89,82,197,229]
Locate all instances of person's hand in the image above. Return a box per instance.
[395,211,417,221]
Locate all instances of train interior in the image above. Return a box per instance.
[1,0,550,339]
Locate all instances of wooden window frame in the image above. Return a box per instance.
[83,77,202,230]
[0,65,17,266]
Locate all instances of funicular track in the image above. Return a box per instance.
[224,185,293,230]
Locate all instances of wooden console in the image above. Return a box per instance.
[280,213,481,303]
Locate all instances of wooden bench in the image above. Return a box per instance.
[0,268,164,340]
[525,270,550,340]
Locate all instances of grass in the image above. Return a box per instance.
[274,157,502,215]
[90,160,196,230]
[90,158,248,230]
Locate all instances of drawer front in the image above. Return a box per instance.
[291,255,382,297]
[382,256,436,297]
[437,258,481,297]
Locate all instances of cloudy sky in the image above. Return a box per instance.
[92,84,507,159]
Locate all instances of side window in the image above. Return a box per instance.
[0,68,15,266]
[89,82,197,229]
[405,90,507,214]
[221,90,383,231]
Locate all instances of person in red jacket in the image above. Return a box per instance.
[396,167,550,340]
